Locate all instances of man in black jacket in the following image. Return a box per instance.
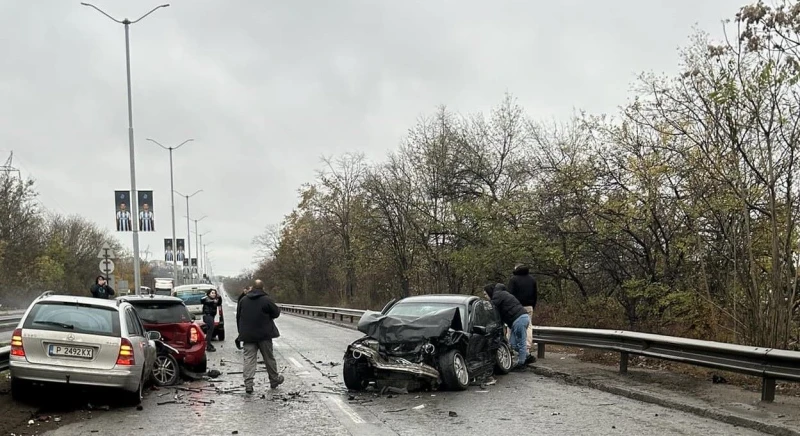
[90,276,115,299]
[485,283,530,370]
[236,280,284,393]
[507,264,537,353]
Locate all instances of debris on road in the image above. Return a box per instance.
[449,411,458,417]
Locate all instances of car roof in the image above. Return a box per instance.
[173,284,215,292]
[34,294,122,309]
[117,295,185,304]
[395,294,478,305]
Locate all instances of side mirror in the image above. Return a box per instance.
[147,331,162,341]
[472,325,487,335]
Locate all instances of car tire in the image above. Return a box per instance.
[121,370,144,406]
[494,342,513,375]
[439,349,469,391]
[151,353,180,386]
[342,358,369,391]
[11,377,32,403]
[216,331,225,341]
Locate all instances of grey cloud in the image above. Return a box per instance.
[1,0,739,276]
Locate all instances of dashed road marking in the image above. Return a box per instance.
[328,396,365,424]
[288,357,304,368]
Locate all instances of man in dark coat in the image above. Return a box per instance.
[507,264,538,353]
[485,283,530,369]
[236,280,284,393]
[90,276,115,299]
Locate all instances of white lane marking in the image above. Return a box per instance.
[288,357,304,368]
[330,396,365,424]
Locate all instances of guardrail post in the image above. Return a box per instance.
[537,342,545,359]
[619,351,629,375]
[761,377,776,402]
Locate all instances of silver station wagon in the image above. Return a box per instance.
[9,292,158,405]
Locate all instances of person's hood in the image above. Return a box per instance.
[488,283,507,298]
[246,289,267,300]
[513,265,530,275]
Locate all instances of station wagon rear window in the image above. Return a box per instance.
[23,302,121,337]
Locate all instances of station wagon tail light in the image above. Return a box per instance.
[189,325,199,344]
[10,328,24,357]
[116,338,135,366]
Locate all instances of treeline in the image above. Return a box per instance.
[0,171,121,307]
[240,1,800,349]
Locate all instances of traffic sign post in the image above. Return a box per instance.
[97,242,117,282]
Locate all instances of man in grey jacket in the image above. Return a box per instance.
[236,280,284,393]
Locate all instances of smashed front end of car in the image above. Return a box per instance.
[343,307,465,391]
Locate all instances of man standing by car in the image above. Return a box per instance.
[90,276,115,299]
[507,264,537,354]
[485,283,530,370]
[236,279,284,393]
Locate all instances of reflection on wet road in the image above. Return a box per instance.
[45,299,768,435]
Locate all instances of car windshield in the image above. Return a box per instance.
[130,302,192,324]
[23,302,121,337]
[385,302,458,317]
[176,293,204,305]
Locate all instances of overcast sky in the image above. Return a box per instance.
[1,0,739,277]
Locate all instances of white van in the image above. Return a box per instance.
[172,284,215,318]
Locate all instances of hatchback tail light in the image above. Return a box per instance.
[116,338,135,366]
[188,325,199,345]
[10,328,24,357]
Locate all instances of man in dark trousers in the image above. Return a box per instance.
[236,279,284,393]
[507,264,538,354]
[90,276,115,299]
[485,283,530,370]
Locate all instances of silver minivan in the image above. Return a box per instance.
[9,292,158,405]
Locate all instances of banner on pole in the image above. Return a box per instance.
[138,190,155,231]
[176,239,185,262]
[164,239,173,262]
[114,191,132,232]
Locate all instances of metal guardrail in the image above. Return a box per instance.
[0,346,9,372]
[278,303,800,402]
[0,315,22,331]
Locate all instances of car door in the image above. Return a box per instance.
[124,308,150,377]
[465,300,491,372]
[130,308,156,375]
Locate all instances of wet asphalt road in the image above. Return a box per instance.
[43,295,767,435]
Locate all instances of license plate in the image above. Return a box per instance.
[48,344,94,359]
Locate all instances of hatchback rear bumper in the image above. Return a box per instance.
[10,358,140,391]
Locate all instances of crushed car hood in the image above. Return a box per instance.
[357,307,463,343]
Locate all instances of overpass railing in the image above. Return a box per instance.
[278,303,800,402]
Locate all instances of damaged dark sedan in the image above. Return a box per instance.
[342,295,513,392]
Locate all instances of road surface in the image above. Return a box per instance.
[42,292,767,435]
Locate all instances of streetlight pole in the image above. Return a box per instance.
[82,2,169,296]
[198,233,211,275]
[175,190,202,283]
[146,138,193,285]
[190,216,207,281]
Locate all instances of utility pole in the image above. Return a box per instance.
[147,138,194,285]
[175,190,202,283]
[82,2,170,296]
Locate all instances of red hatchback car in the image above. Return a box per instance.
[118,295,207,386]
